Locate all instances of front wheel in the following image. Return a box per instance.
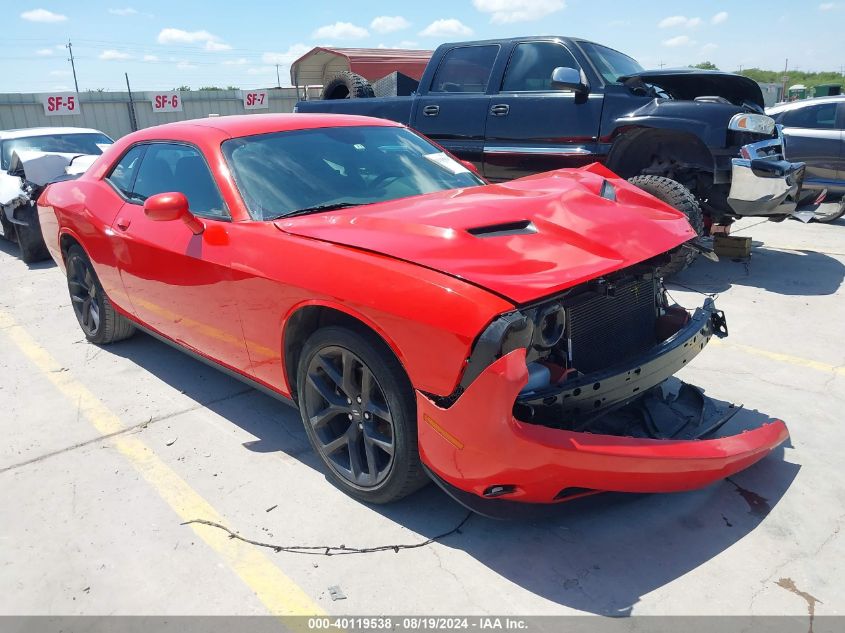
[628,175,704,277]
[66,245,136,344]
[296,326,428,503]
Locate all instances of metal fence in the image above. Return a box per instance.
[0,88,315,140]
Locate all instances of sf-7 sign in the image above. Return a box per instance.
[243,90,268,110]
[150,92,183,113]
[41,93,80,116]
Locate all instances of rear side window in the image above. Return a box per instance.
[132,143,228,218]
[107,145,145,199]
[430,45,499,94]
[502,42,581,92]
[782,103,837,129]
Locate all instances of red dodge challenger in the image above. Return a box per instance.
[37,114,788,515]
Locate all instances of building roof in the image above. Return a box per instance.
[290,47,433,86]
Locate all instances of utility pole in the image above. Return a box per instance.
[125,73,138,132]
[275,64,281,88]
[66,39,79,92]
[781,58,789,102]
[658,60,665,69]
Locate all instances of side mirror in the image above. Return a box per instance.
[460,160,481,175]
[551,67,589,94]
[143,192,204,234]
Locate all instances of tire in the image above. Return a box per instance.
[65,245,135,345]
[14,217,50,264]
[628,175,704,277]
[296,325,428,503]
[321,71,375,100]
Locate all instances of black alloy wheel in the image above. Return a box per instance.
[68,254,101,336]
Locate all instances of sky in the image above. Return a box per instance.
[2,0,843,93]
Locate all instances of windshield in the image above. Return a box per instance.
[579,42,644,83]
[222,125,485,220]
[1,132,113,171]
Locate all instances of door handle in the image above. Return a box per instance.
[115,217,131,231]
[490,104,510,116]
[422,104,440,116]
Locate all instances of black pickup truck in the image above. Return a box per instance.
[297,37,808,255]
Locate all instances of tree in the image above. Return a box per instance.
[691,61,719,70]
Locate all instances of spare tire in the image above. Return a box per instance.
[321,71,375,100]
[628,175,704,278]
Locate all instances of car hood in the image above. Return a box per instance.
[619,69,764,108]
[275,164,696,304]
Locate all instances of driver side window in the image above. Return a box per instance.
[130,143,229,219]
[501,42,581,92]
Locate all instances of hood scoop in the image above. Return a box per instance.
[467,220,537,238]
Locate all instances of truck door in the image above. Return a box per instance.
[482,41,604,182]
[412,44,498,167]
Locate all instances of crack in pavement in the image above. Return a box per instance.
[0,387,253,475]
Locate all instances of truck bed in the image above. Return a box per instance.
[296,96,414,126]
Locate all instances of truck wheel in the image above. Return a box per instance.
[628,175,704,277]
[66,245,136,344]
[15,223,50,264]
[321,71,375,100]
[296,325,428,503]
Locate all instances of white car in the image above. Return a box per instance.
[0,127,113,262]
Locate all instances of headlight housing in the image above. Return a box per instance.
[728,113,776,136]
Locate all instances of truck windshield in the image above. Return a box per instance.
[579,42,644,83]
[222,125,485,220]
[1,133,113,170]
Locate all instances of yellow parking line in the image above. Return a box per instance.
[711,338,845,376]
[0,309,323,617]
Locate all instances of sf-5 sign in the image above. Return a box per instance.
[150,92,183,113]
[243,90,269,110]
[41,93,80,116]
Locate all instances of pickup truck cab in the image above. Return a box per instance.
[297,37,805,228]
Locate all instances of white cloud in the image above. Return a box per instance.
[176,61,197,70]
[35,48,54,56]
[204,40,232,51]
[370,16,410,33]
[663,35,695,47]
[21,8,67,22]
[658,15,701,28]
[49,69,71,76]
[247,66,273,75]
[472,0,565,24]
[419,18,473,37]
[223,57,248,65]
[108,8,137,15]
[262,43,310,65]
[99,49,131,60]
[711,11,729,24]
[819,2,836,9]
[398,40,419,48]
[701,42,718,53]
[312,22,369,40]
[143,54,159,61]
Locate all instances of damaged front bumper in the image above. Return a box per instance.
[417,299,788,514]
[728,128,805,217]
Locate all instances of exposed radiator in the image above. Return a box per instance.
[567,277,657,374]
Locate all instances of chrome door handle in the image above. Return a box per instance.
[423,105,440,116]
[490,104,510,116]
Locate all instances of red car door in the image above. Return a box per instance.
[109,142,251,373]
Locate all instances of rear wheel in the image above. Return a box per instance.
[628,175,704,277]
[296,326,427,503]
[66,245,135,344]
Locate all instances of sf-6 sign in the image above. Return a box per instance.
[149,92,183,113]
[41,93,80,116]
[242,90,268,110]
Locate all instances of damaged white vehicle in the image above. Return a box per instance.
[0,127,113,262]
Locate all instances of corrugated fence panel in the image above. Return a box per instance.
[0,89,305,140]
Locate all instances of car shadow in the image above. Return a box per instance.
[671,241,844,296]
[106,331,798,616]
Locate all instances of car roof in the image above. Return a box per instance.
[0,126,108,140]
[128,113,402,143]
[768,95,845,114]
